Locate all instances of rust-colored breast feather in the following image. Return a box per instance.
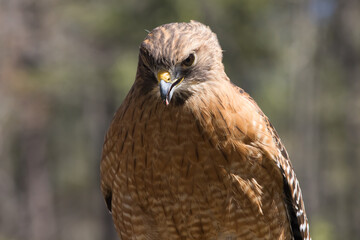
[101,79,307,239]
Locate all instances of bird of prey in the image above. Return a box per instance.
[100,21,311,240]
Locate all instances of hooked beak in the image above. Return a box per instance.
[157,70,184,105]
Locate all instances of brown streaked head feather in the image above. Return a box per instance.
[136,21,228,105]
[140,21,223,70]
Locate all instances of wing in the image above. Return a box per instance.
[100,117,120,213]
[100,85,136,213]
[237,86,311,240]
[264,119,310,240]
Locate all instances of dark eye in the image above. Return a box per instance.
[181,53,195,67]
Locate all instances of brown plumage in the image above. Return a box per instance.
[100,21,311,240]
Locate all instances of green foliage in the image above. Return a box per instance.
[110,51,138,102]
[312,216,335,240]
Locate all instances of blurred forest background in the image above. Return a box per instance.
[0,0,359,239]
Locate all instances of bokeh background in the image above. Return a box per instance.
[0,0,359,239]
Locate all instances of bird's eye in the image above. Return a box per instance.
[181,53,195,67]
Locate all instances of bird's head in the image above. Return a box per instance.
[137,21,226,106]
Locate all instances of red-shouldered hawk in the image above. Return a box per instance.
[100,21,311,240]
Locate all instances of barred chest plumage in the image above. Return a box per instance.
[101,87,292,240]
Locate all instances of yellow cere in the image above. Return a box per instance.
[157,70,171,83]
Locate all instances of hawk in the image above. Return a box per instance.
[100,21,311,240]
